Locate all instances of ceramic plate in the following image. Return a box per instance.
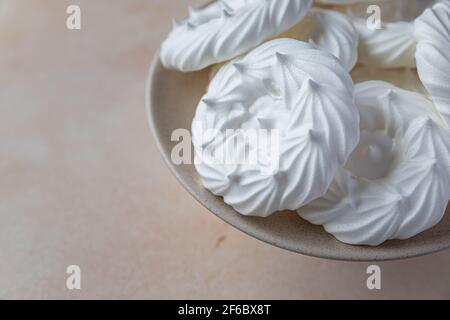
[146,55,450,261]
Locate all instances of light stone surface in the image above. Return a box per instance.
[1,0,450,299]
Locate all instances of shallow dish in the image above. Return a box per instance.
[146,54,450,261]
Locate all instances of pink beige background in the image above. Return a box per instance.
[1,0,450,299]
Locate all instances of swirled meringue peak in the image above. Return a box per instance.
[192,39,360,217]
[282,8,358,70]
[415,1,450,127]
[160,0,312,72]
[299,81,450,246]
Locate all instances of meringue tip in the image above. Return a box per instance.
[304,78,319,91]
[257,117,272,129]
[307,129,320,141]
[222,8,233,18]
[220,1,233,13]
[272,169,285,180]
[232,62,246,73]
[226,172,240,182]
[381,88,396,101]
[201,98,215,106]
[422,117,434,127]
[275,52,288,64]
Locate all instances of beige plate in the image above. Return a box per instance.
[146,55,450,261]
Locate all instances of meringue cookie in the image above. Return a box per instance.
[350,0,436,69]
[415,1,450,127]
[299,81,450,246]
[353,18,416,68]
[192,39,360,217]
[160,0,312,72]
[211,8,358,77]
[282,8,358,70]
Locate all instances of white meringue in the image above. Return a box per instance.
[415,1,450,127]
[350,0,437,69]
[299,81,450,246]
[211,8,358,77]
[160,0,312,72]
[353,18,416,68]
[282,8,358,70]
[192,39,360,217]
